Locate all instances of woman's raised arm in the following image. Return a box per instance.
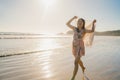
[85,19,96,33]
[66,16,77,30]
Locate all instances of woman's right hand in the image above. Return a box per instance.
[66,16,78,30]
[73,16,78,19]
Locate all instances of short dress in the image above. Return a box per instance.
[72,28,85,57]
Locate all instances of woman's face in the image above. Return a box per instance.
[77,19,83,29]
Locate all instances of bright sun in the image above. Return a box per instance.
[41,0,55,8]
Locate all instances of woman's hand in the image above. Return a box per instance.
[73,16,78,19]
[93,19,97,24]
[66,16,78,30]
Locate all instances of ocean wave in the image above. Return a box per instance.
[0,35,72,39]
[0,46,69,57]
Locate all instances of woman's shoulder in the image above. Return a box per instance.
[73,27,77,31]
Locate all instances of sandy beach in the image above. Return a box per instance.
[1,0,120,79]
[0,36,120,80]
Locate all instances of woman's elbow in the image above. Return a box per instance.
[90,29,94,33]
[66,22,69,26]
[66,23,70,27]
[66,23,68,26]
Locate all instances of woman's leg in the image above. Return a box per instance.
[78,59,85,73]
[78,45,86,73]
[71,55,80,80]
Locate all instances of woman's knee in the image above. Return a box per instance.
[74,56,80,65]
[79,59,82,63]
[74,61,78,66]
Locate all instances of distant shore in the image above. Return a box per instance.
[66,30,120,36]
[0,30,120,39]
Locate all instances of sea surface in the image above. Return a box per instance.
[0,36,120,80]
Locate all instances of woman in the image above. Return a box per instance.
[66,16,96,80]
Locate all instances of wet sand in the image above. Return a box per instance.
[0,37,120,80]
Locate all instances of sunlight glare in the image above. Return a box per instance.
[37,38,60,51]
[41,0,55,8]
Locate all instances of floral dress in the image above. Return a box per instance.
[72,28,85,57]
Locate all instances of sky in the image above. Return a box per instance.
[0,0,120,34]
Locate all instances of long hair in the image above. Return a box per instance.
[76,18,96,46]
[80,18,85,30]
[77,18,85,32]
[77,18,85,31]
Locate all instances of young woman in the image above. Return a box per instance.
[66,16,96,80]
